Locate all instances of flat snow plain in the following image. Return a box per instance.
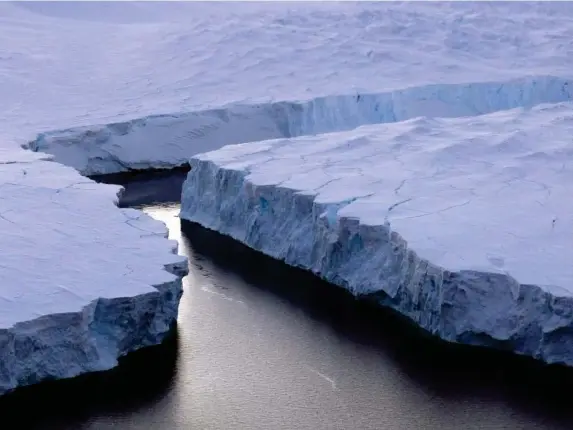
[1,0,573,392]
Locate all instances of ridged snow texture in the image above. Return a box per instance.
[0,261,187,396]
[180,155,573,367]
[27,76,573,175]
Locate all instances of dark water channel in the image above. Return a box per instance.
[2,171,573,429]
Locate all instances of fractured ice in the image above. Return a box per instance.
[180,102,573,365]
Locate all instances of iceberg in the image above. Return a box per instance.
[180,102,573,365]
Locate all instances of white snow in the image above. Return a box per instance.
[0,3,201,394]
[180,102,573,364]
[5,2,572,174]
[0,0,572,389]
[0,145,187,393]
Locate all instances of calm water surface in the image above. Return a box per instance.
[2,172,573,429]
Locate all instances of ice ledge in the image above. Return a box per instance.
[180,104,573,365]
[26,76,573,176]
[0,150,188,395]
[0,265,186,394]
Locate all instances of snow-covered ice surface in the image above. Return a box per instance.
[181,103,573,365]
[0,2,199,394]
[14,2,573,175]
[0,145,187,394]
[1,0,573,390]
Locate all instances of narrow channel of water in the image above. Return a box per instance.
[2,171,573,429]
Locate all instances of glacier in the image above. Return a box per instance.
[180,103,573,365]
[2,0,573,395]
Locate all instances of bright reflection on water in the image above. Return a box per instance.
[1,172,573,429]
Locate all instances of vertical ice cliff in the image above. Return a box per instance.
[180,105,573,365]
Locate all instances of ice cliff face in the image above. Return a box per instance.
[6,0,573,397]
[180,104,573,365]
[0,260,186,394]
[27,76,573,176]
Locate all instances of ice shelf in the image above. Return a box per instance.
[180,103,573,365]
[7,2,573,176]
[2,0,573,394]
[0,147,187,394]
[26,77,573,176]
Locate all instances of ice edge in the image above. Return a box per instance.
[6,75,571,393]
[26,76,573,176]
[0,181,188,395]
[180,159,573,366]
